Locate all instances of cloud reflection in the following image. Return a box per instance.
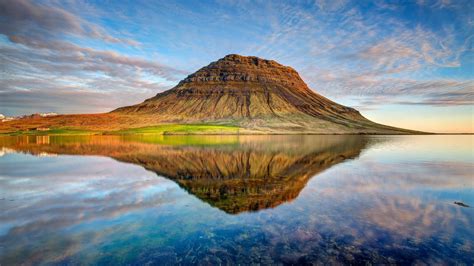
[0,135,472,264]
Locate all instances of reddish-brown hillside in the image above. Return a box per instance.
[0,54,418,134]
[113,54,414,133]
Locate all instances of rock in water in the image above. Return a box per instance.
[454,201,470,207]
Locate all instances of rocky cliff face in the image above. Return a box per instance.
[113,54,408,133]
[114,54,359,120]
[179,54,306,85]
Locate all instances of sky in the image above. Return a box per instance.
[0,0,472,133]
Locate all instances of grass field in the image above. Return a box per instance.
[106,124,240,135]
[1,124,241,136]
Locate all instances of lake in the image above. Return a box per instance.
[0,135,472,265]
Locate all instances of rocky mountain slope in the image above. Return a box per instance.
[0,54,418,134]
[113,54,414,134]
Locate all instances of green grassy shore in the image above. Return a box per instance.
[0,124,241,136]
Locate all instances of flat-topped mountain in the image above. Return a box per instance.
[113,54,413,133]
[0,54,419,134]
[114,54,359,121]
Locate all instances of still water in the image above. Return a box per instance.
[0,135,472,265]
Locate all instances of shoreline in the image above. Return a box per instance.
[2,132,471,137]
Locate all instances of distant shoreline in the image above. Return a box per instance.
[2,131,472,137]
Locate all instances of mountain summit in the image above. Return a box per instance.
[113,54,411,133]
[0,54,417,134]
[114,54,359,120]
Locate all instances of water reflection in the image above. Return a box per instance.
[0,135,370,214]
[0,135,472,264]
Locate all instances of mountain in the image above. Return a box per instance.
[0,54,418,134]
[113,54,412,134]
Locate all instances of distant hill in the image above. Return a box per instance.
[0,54,420,134]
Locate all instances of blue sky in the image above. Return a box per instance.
[0,0,472,132]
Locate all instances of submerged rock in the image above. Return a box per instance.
[454,201,470,208]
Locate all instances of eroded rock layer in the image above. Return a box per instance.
[113,54,410,133]
[0,54,417,134]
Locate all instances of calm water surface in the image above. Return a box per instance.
[0,135,472,265]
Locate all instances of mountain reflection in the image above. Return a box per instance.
[0,135,370,214]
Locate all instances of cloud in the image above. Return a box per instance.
[353,79,474,107]
[0,0,138,46]
[354,26,466,72]
[314,0,350,12]
[258,1,473,110]
[0,41,179,114]
[303,23,472,107]
[4,36,185,80]
[0,0,189,115]
[0,87,154,114]
[422,0,465,9]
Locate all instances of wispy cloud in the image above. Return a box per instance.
[4,36,185,80]
[318,76,473,107]
[297,10,472,109]
[0,0,188,115]
[352,26,467,72]
[0,0,138,46]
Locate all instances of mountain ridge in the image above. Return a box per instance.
[113,54,361,119]
[0,54,421,134]
[112,54,415,134]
